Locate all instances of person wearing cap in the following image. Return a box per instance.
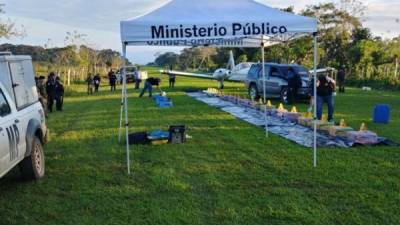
[139,77,161,98]
[316,74,336,121]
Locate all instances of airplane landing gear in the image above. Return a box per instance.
[218,81,224,89]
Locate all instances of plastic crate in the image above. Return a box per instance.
[373,104,390,124]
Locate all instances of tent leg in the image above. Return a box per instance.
[313,34,318,167]
[261,43,268,138]
[122,44,131,174]
[118,77,125,142]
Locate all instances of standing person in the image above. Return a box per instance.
[36,76,48,117]
[55,77,64,111]
[93,73,101,93]
[108,71,117,92]
[45,72,56,113]
[337,66,346,93]
[168,68,176,88]
[316,74,336,122]
[86,74,94,95]
[134,67,142,89]
[287,68,301,104]
[139,77,161,98]
[108,69,114,80]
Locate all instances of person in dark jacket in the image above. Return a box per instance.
[139,77,161,97]
[316,74,336,121]
[337,66,346,93]
[93,73,101,92]
[287,68,302,103]
[168,65,176,88]
[86,74,94,95]
[108,70,117,92]
[36,76,48,117]
[45,72,56,113]
[55,77,64,111]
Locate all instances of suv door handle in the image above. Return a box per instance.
[15,119,20,123]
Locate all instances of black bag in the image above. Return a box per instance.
[168,125,186,144]
[128,132,150,145]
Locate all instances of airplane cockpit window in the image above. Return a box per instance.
[234,64,242,71]
[242,63,252,68]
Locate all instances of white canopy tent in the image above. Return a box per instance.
[119,0,318,174]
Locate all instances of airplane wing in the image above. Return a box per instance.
[309,67,337,74]
[160,70,217,80]
[227,73,247,82]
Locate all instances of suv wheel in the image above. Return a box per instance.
[19,136,45,180]
[280,87,289,104]
[248,84,260,101]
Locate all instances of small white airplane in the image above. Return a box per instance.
[160,51,254,89]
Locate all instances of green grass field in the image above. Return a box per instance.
[1,67,399,225]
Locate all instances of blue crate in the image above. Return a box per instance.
[373,104,390,124]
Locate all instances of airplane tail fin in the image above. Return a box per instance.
[227,50,235,71]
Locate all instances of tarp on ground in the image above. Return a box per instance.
[187,92,395,148]
[120,0,317,47]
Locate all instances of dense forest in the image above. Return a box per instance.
[154,1,400,88]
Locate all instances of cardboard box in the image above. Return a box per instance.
[284,112,302,123]
[328,126,354,137]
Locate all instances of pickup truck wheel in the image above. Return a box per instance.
[248,84,260,101]
[19,137,45,180]
[280,87,289,104]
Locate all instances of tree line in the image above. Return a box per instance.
[154,1,400,88]
[0,43,128,79]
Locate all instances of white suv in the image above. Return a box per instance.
[0,53,48,180]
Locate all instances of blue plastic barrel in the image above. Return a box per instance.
[373,104,390,124]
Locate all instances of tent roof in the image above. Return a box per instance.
[120,0,317,47]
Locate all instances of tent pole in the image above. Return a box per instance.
[122,43,131,174]
[261,41,268,138]
[313,33,318,167]
[118,67,125,142]
[118,98,124,142]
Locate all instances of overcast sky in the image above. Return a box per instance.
[1,0,399,64]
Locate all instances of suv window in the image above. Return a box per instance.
[293,66,309,78]
[270,67,280,77]
[280,66,309,78]
[258,65,271,78]
[0,89,11,117]
[248,65,260,79]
